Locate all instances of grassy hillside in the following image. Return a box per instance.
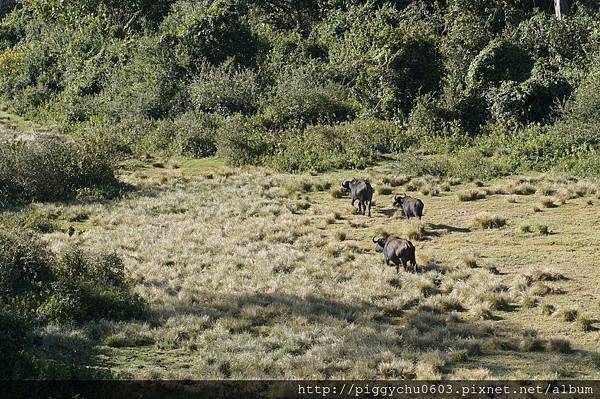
[4,147,596,379]
[2,0,600,380]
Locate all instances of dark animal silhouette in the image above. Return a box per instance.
[393,194,424,220]
[373,236,417,273]
[340,179,373,217]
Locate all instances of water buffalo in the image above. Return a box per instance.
[340,179,372,217]
[373,236,417,273]
[393,194,424,220]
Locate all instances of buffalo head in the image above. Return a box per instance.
[340,180,353,193]
[393,194,406,208]
[373,236,387,253]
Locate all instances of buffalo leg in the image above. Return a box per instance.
[401,260,408,273]
[367,200,371,217]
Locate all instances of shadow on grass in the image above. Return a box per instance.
[149,291,597,378]
[428,223,471,234]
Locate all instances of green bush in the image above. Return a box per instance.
[158,112,222,157]
[466,39,534,90]
[37,249,145,324]
[272,122,376,172]
[261,62,356,128]
[217,115,274,166]
[486,63,571,125]
[320,3,443,116]
[189,63,260,116]
[159,0,258,69]
[1,227,145,326]
[0,309,32,379]
[0,137,117,204]
[0,229,53,302]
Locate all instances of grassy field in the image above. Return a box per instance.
[11,151,598,379]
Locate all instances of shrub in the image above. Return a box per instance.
[0,228,53,303]
[271,122,377,173]
[466,39,533,90]
[37,248,145,324]
[458,190,485,202]
[0,309,31,379]
[546,337,572,353]
[153,112,221,157]
[0,137,117,204]
[474,213,506,229]
[261,62,356,128]
[217,115,274,167]
[189,63,260,116]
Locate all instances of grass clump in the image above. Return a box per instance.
[556,308,578,322]
[335,231,347,241]
[546,337,572,353]
[536,224,550,235]
[576,315,593,332]
[541,304,556,316]
[540,197,557,208]
[474,213,506,229]
[519,224,532,233]
[457,190,485,202]
[377,186,393,195]
[405,223,426,241]
[330,188,344,199]
[461,255,478,269]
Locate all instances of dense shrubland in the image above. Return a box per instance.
[0,226,145,378]
[0,0,599,178]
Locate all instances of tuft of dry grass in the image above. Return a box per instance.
[556,308,578,322]
[518,335,545,352]
[473,213,506,229]
[541,304,556,316]
[556,193,570,205]
[519,224,532,233]
[330,188,344,198]
[458,190,485,202]
[546,337,572,353]
[377,185,393,195]
[540,197,557,208]
[450,368,490,380]
[470,303,493,320]
[335,231,347,241]
[405,223,426,241]
[505,182,536,195]
[461,255,478,269]
[576,315,593,332]
[382,175,410,187]
[530,269,566,282]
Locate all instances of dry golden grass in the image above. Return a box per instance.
[458,190,485,202]
[25,158,600,379]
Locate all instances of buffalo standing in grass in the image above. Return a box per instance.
[393,194,424,220]
[340,179,373,217]
[373,236,417,273]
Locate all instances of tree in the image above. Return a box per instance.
[554,0,568,20]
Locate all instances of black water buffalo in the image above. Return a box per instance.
[393,194,424,220]
[340,179,373,217]
[373,236,417,273]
